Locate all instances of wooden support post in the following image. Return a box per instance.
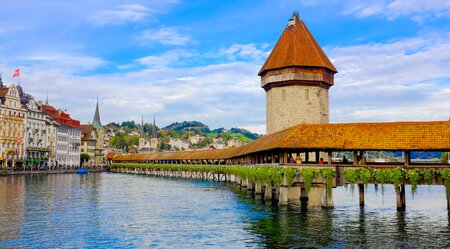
[353,151,358,165]
[358,183,365,206]
[328,151,333,165]
[360,151,366,166]
[283,152,288,165]
[315,150,320,163]
[305,151,309,163]
[396,184,406,211]
[404,151,410,168]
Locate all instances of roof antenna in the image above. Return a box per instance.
[293,11,300,18]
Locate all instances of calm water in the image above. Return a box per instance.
[0,173,449,248]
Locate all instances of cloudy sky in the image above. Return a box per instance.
[0,0,449,134]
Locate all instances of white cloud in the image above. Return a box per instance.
[328,32,450,122]
[138,27,195,46]
[342,0,450,20]
[219,43,270,61]
[88,4,152,26]
[25,53,108,71]
[136,49,195,68]
[0,58,265,133]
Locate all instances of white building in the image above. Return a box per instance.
[42,104,81,167]
[23,97,51,165]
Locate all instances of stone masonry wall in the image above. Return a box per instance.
[266,85,329,134]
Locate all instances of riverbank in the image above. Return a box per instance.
[0,168,107,176]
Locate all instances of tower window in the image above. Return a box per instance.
[305,89,309,101]
[282,90,286,102]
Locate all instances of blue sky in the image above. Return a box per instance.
[0,0,449,134]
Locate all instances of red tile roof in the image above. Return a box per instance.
[41,104,81,128]
[258,15,337,76]
[113,121,450,162]
[80,124,94,141]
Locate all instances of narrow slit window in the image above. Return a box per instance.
[305,89,309,101]
[282,89,286,102]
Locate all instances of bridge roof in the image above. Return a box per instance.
[113,121,450,162]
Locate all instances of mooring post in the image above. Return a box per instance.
[358,183,365,206]
[396,184,406,211]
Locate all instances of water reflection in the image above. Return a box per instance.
[0,174,449,248]
[232,184,450,248]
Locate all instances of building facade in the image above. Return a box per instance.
[259,13,337,134]
[23,97,51,165]
[0,81,27,168]
[41,104,81,167]
[80,98,105,165]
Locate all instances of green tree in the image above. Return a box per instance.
[442,152,449,163]
[110,133,129,149]
[80,153,90,163]
[129,134,140,147]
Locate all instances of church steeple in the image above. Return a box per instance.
[140,115,145,138]
[152,116,157,138]
[92,95,102,129]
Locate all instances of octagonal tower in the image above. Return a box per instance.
[259,13,337,134]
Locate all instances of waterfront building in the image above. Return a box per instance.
[80,98,105,164]
[16,85,58,167]
[80,124,96,163]
[259,12,337,134]
[0,79,27,167]
[41,104,81,167]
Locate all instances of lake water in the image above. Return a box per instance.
[0,173,449,248]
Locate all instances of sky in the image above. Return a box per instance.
[0,0,449,134]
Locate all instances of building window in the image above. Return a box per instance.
[305,89,309,101]
[282,89,286,102]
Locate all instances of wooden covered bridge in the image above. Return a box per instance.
[113,121,450,167]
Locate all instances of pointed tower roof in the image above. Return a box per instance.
[152,116,157,139]
[140,115,145,138]
[92,96,102,129]
[258,13,337,76]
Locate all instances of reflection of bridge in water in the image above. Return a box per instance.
[112,121,450,211]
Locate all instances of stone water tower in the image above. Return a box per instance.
[259,13,337,134]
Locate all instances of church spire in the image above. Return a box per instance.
[92,95,102,129]
[152,116,157,139]
[140,115,144,138]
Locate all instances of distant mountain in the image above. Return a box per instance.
[163,121,211,133]
[229,128,260,140]
[392,151,442,159]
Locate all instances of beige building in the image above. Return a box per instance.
[259,13,337,134]
[0,81,27,168]
[80,98,105,165]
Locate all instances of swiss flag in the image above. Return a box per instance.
[12,68,20,78]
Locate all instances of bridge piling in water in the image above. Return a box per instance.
[396,184,406,211]
[358,183,365,206]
